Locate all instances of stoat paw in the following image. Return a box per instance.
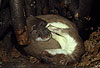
[40,51,55,64]
[40,51,69,65]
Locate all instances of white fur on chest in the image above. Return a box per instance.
[45,22,77,55]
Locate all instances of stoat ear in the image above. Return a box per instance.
[26,15,37,27]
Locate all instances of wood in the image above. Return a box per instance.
[10,0,28,45]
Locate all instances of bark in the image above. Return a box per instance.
[24,0,35,17]
[10,0,28,45]
[35,0,49,15]
[0,8,11,40]
[78,0,93,18]
[69,0,79,14]
[0,0,9,10]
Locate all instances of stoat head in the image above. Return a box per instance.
[27,16,52,42]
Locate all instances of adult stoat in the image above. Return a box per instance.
[24,15,85,65]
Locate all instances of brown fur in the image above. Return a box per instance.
[24,15,85,65]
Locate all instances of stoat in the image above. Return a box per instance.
[45,22,77,55]
[24,15,85,65]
